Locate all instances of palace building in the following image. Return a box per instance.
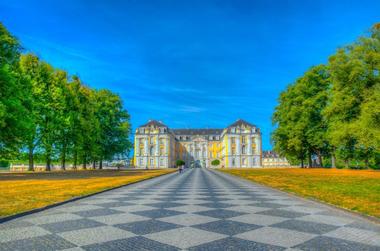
[133,119,262,168]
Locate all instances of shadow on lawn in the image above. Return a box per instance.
[0,170,166,181]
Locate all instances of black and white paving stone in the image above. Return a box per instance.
[0,168,379,250]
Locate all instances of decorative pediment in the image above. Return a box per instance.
[192,136,207,142]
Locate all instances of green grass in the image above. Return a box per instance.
[219,168,380,218]
[0,169,175,217]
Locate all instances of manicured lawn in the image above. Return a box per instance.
[0,169,175,218]
[219,168,380,218]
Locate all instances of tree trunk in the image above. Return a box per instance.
[331,153,336,168]
[73,149,77,170]
[61,142,67,170]
[92,160,96,169]
[308,152,313,168]
[83,155,87,170]
[317,151,323,167]
[301,158,304,168]
[344,159,349,169]
[46,145,52,171]
[99,159,103,170]
[364,158,369,169]
[46,156,51,171]
[28,145,34,171]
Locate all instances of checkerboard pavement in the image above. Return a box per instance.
[1,168,379,250]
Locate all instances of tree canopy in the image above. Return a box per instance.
[272,23,380,169]
[0,22,132,170]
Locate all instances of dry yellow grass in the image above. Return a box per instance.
[219,168,380,218]
[0,169,175,217]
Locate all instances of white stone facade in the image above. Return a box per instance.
[133,119,262,168]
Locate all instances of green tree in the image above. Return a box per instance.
[272,65,330,167]
[211,159,220,167]
[19,54,42,171]
[94,89,131,169]
[0,22,26,157]
[176,159,185,167]
[325,23,380,168]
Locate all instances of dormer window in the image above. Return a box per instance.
[231,127,236,133]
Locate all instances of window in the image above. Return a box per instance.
[159,158,163,166]
[232,158,235,166]
[231,127,236,133]
[231,137,235,145]
[150,158,154,166]
[150,146,154,155]
[231,147,236,155]
[242,136,246,144]
[242,158,246,166]
[242,145,246,154]
[160,147,164,155]
[139,159,143,166]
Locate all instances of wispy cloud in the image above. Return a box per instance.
[178,105,205,113]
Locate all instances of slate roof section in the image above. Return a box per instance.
[227,119,256,129]
[263,150,281,158]
[172,129,223,136]
[139,120,167,128]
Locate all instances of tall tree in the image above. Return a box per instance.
[94,90,131,169]
[19,54,42,171]
[0,22,25,157]
[272,65,330,167]
[325,23,380,168]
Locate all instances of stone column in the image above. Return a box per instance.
[144,137,148,155]
[236,136,241,167]
[258,134,262,166]
[156,136,159,155]
[228,136,232,167]
[248,136,252,154]
[164,138,168,156]
[255,136,260,155]
[248,136,252,167]
[227,136,231,155]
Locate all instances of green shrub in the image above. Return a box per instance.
[211,159,220,166]
[176,160,185,167]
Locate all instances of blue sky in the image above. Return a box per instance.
[1,0,379,150]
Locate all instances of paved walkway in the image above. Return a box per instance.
[0,168,379,250]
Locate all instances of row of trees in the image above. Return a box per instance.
[272,24,380,169]
[0,22,132,171]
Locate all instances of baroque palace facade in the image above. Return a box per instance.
[133,119,262,168]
